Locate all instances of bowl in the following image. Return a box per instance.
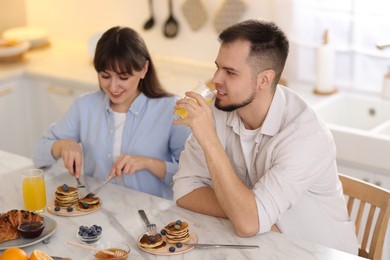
[2,26,49,48]
[77,232,101,244]
[94,242,131,260]
[0,40,30,61]
[17,221,45,239]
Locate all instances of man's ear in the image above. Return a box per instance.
[257,69,275,90]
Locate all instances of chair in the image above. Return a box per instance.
[339,173,390,260]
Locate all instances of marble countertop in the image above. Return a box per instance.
[0,150,364,260]
[0,150,34,175]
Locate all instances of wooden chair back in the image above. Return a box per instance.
[339,173,390,260]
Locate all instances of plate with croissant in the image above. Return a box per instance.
[0,209,57,250]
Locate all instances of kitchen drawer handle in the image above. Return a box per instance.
[0,87,12,97]
[47,85,74,96]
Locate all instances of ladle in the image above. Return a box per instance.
[143,0,155,30]
[163,0,179,38]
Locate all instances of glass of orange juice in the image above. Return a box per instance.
[173,81,216,120]
[22,169,47,213]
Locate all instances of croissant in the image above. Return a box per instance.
[0,209,44,243]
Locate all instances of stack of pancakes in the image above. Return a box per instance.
[54,185,78,208]
[164,221,190,244]
[138,234,166,250]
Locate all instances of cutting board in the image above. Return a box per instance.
[182,0,207,31]
[214,0,247,34]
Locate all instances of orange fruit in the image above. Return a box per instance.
[29,250,53,260]
[0,248,28,260]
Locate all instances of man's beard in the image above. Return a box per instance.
[215,93,255,112]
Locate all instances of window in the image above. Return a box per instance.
[274,0,390,93]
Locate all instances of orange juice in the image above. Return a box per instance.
[174,97,214,119]
[173,82,215,120]
[22,169,47,213]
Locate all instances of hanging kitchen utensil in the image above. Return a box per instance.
[214,0,247,34]
[163,0,179,38]
[182,0,207,31]
[143,0,155,30]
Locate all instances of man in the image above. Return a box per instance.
[172,19,358,255]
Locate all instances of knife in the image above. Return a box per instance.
[185,243,260,249]
[87,176,114,197]
[51,257,72,260]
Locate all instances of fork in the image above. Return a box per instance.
[73,163,88,199]
[138,209,158,235]
[75,176,88,199]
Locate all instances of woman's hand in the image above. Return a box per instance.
[109,155,166,179]
[52,139,82,177]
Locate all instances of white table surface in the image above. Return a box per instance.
[0,151,364,260]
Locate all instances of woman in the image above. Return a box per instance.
[33,26,191,199]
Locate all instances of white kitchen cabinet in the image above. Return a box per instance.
[0,79,31,157]
[0,76,95,158]
[27,79,95,145]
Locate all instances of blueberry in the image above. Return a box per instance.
[54,206,60,211]
[175,220,182,225]
[169,246,176,252]
[149,236,156,243]
[176,242,183,248]
[81,202,89,209]
[160,229,166,235]
[62,184,69,192]
[142,234,148,238]
[80,225,87,231]
[67,206,73,212]
[78,230,83,236]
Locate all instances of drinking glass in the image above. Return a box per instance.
[22,169,47,213]
[173,81,215,120]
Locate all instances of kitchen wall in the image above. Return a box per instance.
[6,0,390,93]
[0,0,26,33]
[23,0,273,66]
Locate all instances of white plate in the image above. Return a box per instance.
[0,40,30,58]
[2,27,49,48]
[0,214,57,250]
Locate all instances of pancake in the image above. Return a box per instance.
[76,196,101,212]
[138,234,164,249]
